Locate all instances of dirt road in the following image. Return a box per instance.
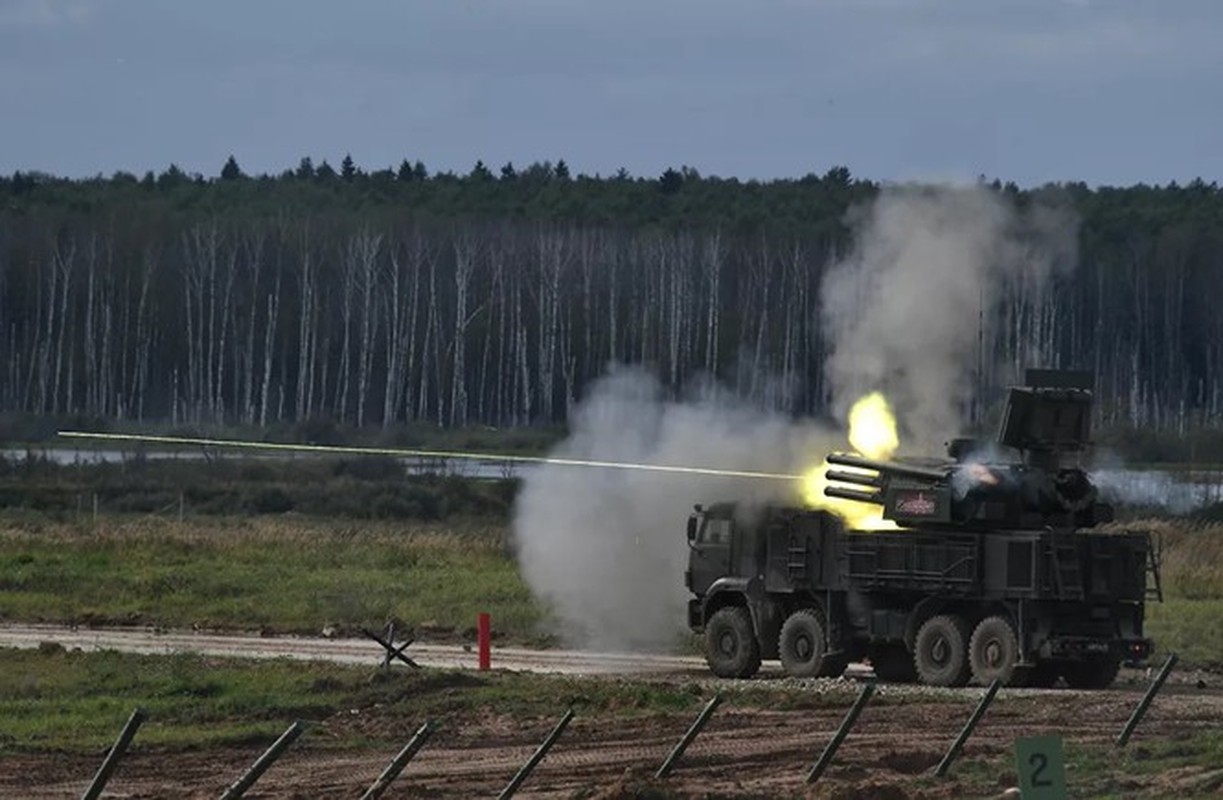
[0,623,707,675]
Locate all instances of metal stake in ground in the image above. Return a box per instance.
[935,679,1001,777]
[218,720,305,800]
[361,627,420,670]
[359,721,437,800]
[1117,653,1178,748]
[81,707,147,800]
[497,709,574,800]
[806,683,876,785]
[656,694,723,779]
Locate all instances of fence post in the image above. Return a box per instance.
[656,694,723,779]
[218,720,306,800]
[806,683,875,785]
[497,709,574,800]
[478,612,491,671]
[935,679,1001,777]
[358,721,437,800]
[1117,653,1178,747]
[81,707,147,800]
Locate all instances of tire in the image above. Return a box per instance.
[913,614,972,687]
[870,644,917,683]
[1061,655,1121,690]
[779,608,840,678]
[704,606,761,679]
[969,616,1021,686]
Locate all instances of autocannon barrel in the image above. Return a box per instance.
[824,469,884,488]
[823,486,883,505]
[825,452,947,482]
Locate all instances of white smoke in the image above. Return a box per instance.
[821,184,1077,446]
[511,367,836,651]
[512,184,1080,652]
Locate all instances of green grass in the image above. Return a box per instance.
[0,515,541,641]
[0,647,718,753]
[0,648,363,751]
[1,512,1223,667]
[1127,518,1223,669]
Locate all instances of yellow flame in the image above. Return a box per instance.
[847,391,899,460]
[800,392,900,530]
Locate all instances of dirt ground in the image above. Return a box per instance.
[4,678,1222,800]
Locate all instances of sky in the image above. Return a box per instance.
[1,0,1220,187]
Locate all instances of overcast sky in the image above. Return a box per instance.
[2,0,1219,186]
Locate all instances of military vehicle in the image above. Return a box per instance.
[684,370,1159,688]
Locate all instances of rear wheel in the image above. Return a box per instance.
[704,606,761,679]
[969,616,1021,686]
[779,608,843,678]
[1062,655,1121,689]
[913,614,971,687]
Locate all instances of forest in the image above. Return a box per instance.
[1,157,1221,457]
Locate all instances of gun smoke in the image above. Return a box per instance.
[512,367,836,651]
[821,184,1077,448]
[512,184,1080,652]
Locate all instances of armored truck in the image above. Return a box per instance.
[684,371,1159,688]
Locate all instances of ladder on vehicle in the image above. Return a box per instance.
[786,534,809,583]
[1146,534,1164,602]
[1048,536,1084,599]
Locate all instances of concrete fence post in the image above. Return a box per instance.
[81,707,147,800]
[497,709,574,800]
[935,679,1001,777]
[656,694,723,779]
[1117,653,1178,747]
[218,720,305,800]
[359,721,437,800]
[806,683,875,785]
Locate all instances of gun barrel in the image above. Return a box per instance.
[826,452,947,482]
[823,486,883,505]
[825,469,883,489]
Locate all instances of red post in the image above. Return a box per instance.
[477,612,491,671]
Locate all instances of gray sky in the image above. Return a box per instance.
[2,0,1219,186]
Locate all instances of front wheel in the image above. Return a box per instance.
[704,606,761,679]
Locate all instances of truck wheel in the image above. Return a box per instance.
[704,606,761,679]
[870,644,917,683]
[913,614,971,687]
[1061,655,1121,689]
[969,616,1021,686]
[779,608,839,678]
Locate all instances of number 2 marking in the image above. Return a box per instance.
[1028,752,1052,787]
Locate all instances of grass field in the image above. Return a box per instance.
[0,512,1221,667]
[0,514,542,643]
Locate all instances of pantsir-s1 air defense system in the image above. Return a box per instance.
[685,370,1160,687]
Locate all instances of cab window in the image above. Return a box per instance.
[700,518,731,545]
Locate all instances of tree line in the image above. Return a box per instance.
[1,159,1221,445]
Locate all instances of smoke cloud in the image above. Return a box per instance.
[821,184,1077,446]
[512,183,1079,652]
[511,367,836,651]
